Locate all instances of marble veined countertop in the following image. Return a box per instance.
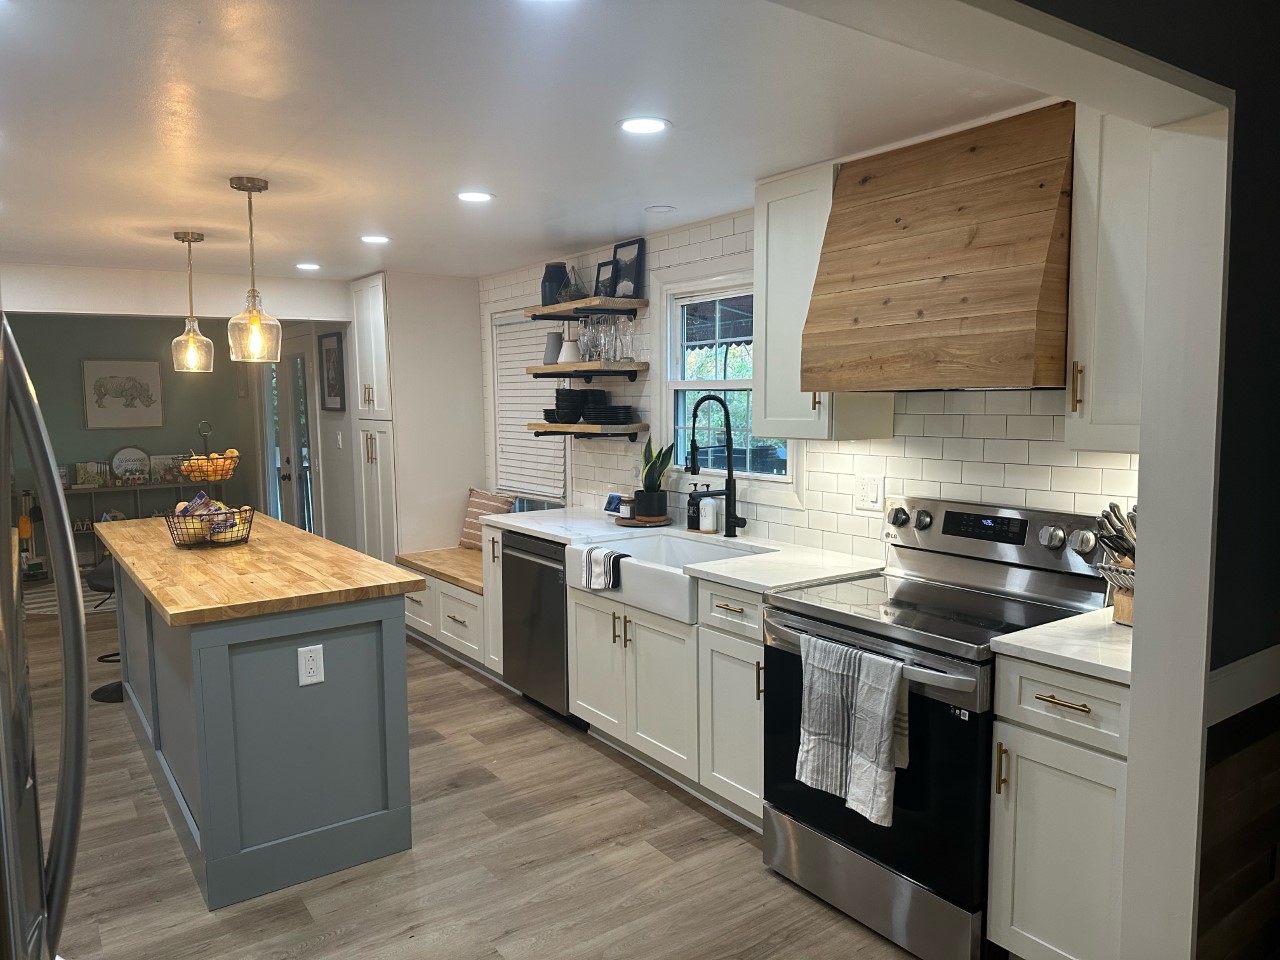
[991,607,1133,685]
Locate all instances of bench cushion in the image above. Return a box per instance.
[460,489,515,549]
[395,546,484,595]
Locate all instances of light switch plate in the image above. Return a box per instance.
[854,475,883,511]
[298,644,324,686]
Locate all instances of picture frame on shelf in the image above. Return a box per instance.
[150,454,185,484]
[593,260,616,297]
[109,446,151,484]
[611,238,645,298]
[318,331,347,412]
[81,359,163,429]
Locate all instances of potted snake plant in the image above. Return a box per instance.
[634,437,675,521]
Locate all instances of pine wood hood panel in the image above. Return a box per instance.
[801,102,1075,392]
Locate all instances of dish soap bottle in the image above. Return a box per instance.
[687,483,701,531]
[699,485,718,533]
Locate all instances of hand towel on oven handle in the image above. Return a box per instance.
[795,634,908,827]
[582,546,628,590]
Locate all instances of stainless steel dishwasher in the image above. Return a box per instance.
[501,531,569,716]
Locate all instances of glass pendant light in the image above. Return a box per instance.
[227,176,281,362]
[171,231,215,373]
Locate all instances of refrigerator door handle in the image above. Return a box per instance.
[3,319,89,954]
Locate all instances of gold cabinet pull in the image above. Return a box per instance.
[622,615,631,648]
[1070,361,1085,413]
[446,614,468,627]
[755,661,763,701]
[611,611,619,645]
[406,595,423,606]
[811,392,821,411]
[1035,692,1091,714]
[995,741,1009,794]
[490,537,499,563]
[369,435,377,463]
[715,602,746,615]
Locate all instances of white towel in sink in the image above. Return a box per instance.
[795,635,908,827]
[582,546,628,590]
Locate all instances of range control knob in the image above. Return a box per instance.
[888,506,911,528]
[1037,525,1066,550]
[913,509,933,531]
[1068,529,1098,555]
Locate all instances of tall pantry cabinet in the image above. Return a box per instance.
[350,274,397,561]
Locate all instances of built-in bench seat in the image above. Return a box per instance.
[396,546,484,595]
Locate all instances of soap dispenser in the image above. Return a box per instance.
[687,483,701,531]
[699,484,718,533]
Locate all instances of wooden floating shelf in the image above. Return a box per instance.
[525,360,649,383]
[527,422,649,442]
[524,296,648,320]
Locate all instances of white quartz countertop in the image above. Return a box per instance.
[481,508,882,592]
[990,608,1133,685]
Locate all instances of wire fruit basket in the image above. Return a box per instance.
[165,506,255,547]
[180,453,239,482]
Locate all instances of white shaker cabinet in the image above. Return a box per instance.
[355,422,397,563]
[1065,107,1149,453]
[567,589,699,779]
[697,626,764,816]
[351,273,393,420]
[481,524,503,676]
[753,166,894,441]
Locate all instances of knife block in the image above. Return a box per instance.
[1112,590,1134,627]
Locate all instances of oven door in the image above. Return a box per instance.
[763,608,993,912]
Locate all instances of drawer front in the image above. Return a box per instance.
[698,582,764,640]
[996,657,1130,757]
[438,585,483,661]
[400,568,437,637]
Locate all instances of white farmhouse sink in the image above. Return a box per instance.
[566,533,770,623]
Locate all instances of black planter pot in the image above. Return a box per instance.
[541,262,569,306]
[633,489,668,521]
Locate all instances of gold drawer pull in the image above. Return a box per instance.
[406,595,423,606]
[446,614,468,627]
[622,615,631,647]
[811,392,821,411]
[1035,692,1091,714]
[715,603,746,614]
[995,741,1008,794]
[611,611,619,645]
[1070,361,1085,413]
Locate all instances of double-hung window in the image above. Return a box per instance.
[669,289,789,478]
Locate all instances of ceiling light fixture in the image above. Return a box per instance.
[361,235,390,244]
[227,176,281,363]
[644,204,677,213]
[458,191,495,203]
[296,262,321,271]
[171,231,214,373]
[619,117,669,135]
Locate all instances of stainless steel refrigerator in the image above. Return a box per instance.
[1,316,88,960]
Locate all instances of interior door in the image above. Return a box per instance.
[274,334,318,531]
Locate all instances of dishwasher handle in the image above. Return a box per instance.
[503,546,565,571]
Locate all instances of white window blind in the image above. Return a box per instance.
[493,315,566,500]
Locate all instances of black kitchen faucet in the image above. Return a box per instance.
[687,394,747,538]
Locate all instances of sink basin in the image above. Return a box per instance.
[566,533,770,623]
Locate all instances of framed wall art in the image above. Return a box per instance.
[82,359,164,429]
[318,331,347,412]
[611,238,645,299]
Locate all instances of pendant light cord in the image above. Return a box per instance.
[186,239,195,319]
[246,190,257,294]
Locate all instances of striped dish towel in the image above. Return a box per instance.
[582,546,628,590]
[795,635,908,827]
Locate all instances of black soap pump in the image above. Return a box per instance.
[687,482,701,531]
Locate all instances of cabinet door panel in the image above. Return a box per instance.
[698,627,763,815]
[352,274,392,419]
[626,608,698,779]
[482,526,503,675]
[989,721,1126,960]
[567,590,626,739]
[356,423,397,562]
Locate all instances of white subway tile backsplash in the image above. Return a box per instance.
[1077,451,1132,469]
[855,455,887,475]
[962,461,1005,487]
[923,414,964,437]
[1028,441,1077,466]
[940,483,982,501]
[1102,469,1139,497]
[904,479,942,498]
[942,438,985,462]
[689,224,711,244]
[1006,416,1055,440]
[1073,494,1114,516]
[808,471,837,492]
[894,393,909,413]
[886,457,923,480]
[794,527,824,549]
[893,414,924,436]
[822,492,854,514]
[885,477,904,495]
[904,436,944,459]
[823,531,854,554]
[851,536,887,561]
[767,523,796,544]
[710,218,733,240]
[723,232,748,255]
[1050,466,1103,494]
[867,437,906,457]
[963,415,1007,439]
[808,511,839,532]
[1025,489,1076,511]
[839,513,872,537]
[922,459,963,483]
[983,439,1029,464]
[823,453,854,473]
[985,391,1032,415]
[804,489,824,510]
[1031,391,1066,416]
[982,487,1026,507]
[733,213,754,234]
[944,392,986,414]
[1004,464,1053,490]
[905,392,945,414]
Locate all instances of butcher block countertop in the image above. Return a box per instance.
[96,515,425,627]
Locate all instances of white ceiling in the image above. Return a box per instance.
[0,0,1042,282]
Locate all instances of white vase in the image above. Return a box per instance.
[557,339,582,364]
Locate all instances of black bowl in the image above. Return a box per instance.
[554,410,582,424]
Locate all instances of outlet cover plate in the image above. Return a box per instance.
[854,475,883,511]
[298,644,324,686]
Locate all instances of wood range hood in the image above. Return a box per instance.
[800,102,1075,392]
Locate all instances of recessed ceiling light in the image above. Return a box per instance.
[361,235,390,244]
[619,117,670,135]
[645,205,677,213]
[296,263,321,271]
[458,191,495,203]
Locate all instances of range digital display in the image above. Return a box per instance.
[941,510,1028,545]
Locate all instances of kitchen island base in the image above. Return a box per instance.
[115,567,412,910]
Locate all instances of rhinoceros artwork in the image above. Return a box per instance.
[82,360,164,429]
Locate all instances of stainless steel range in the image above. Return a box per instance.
[762,497,1106,960]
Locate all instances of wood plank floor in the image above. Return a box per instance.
[26,612,911,960]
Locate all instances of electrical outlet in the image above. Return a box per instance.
[298,644,324,686]
[854,475,883,511]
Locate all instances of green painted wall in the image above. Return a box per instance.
[8,313,259,511]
